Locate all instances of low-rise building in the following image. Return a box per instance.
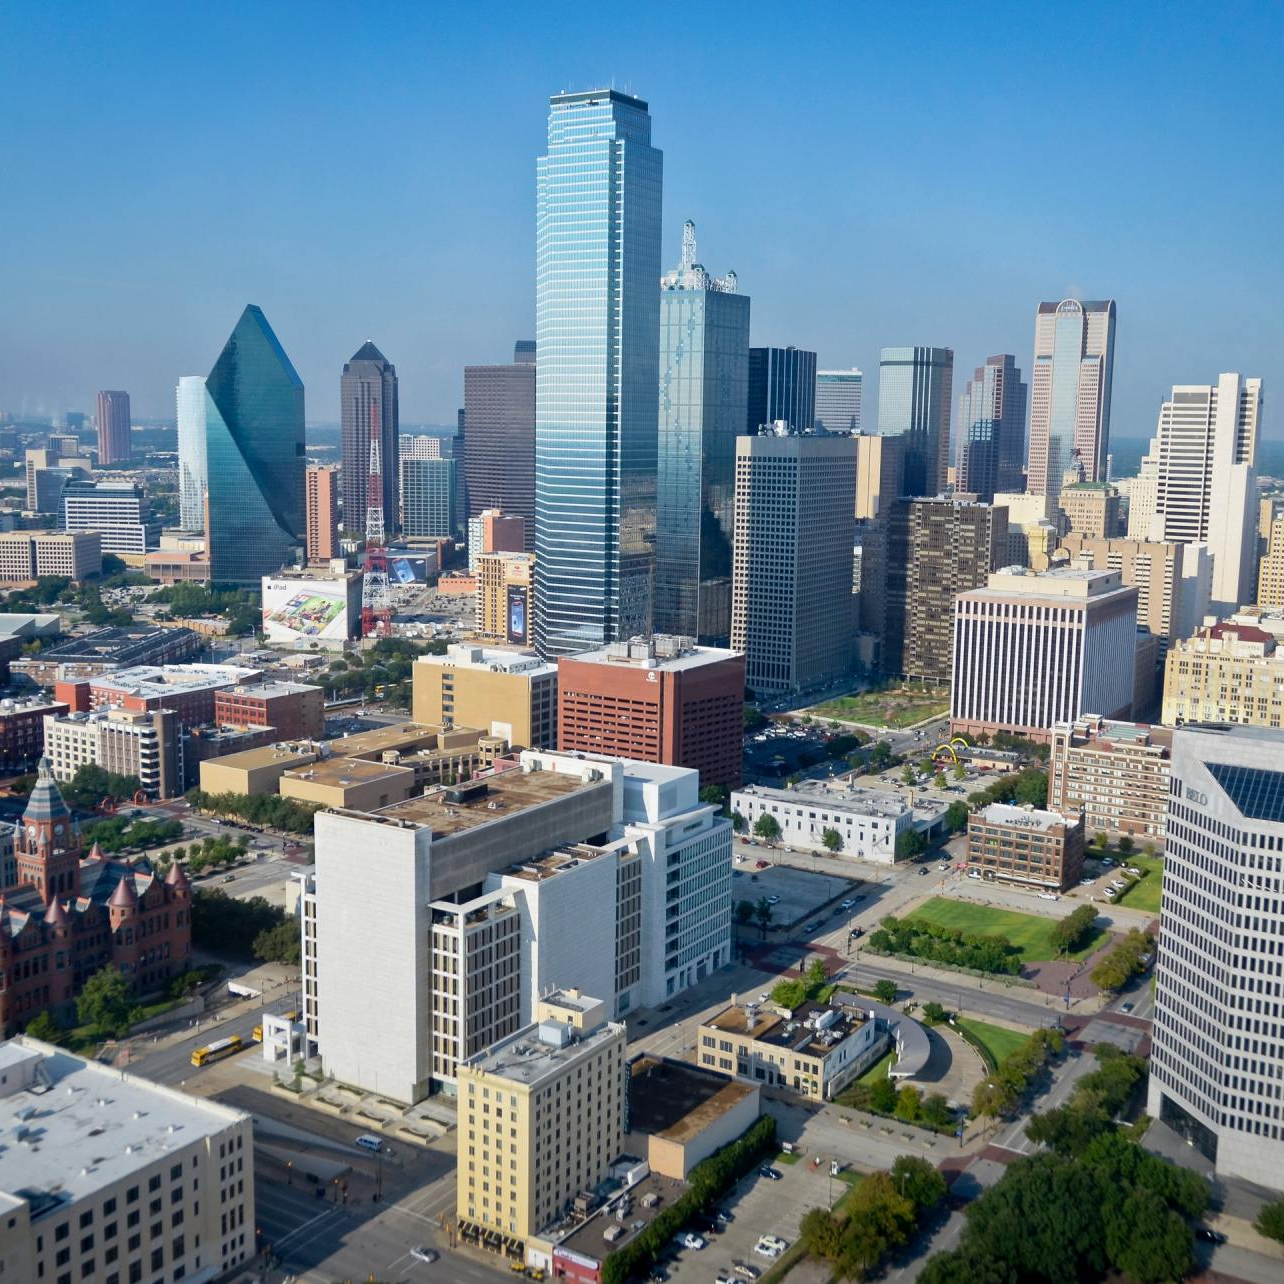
[43,707,184,799]
[697,996,886,1099]
[199,740,324,796]
[0,530,101,582]
[0,695,69,774]
[964,801,1085,890]
[280,754,418,810]
[456,990,626,1261]
[1047,715,1173,844]
[182,723,281,791]
[58,662,262,730]
[1162,620,1284,729]
[0,1038,254,1283]
[12,625,202,685]
[143,549,210,584]
[1058,482,1120,538]
[214,680,324,740]
[414,644,558,749]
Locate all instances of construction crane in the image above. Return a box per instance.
[360,401,392,637]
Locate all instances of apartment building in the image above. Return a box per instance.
[476,551,533,645]
[964,802,1085,891]
[697,997,885,1100]
[1162,621,1284,729]
[0,530,101,582]
[951,567,1138,743]
[456,991,626,1260]
[43,707,184,799]
[1148,724,1284,1187]
[305,463,341,562]
[0,1038,254,1283]
[557,635,745,789]
[413,644,558,749]
[1047,716,1173,844]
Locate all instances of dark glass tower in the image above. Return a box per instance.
[204,305,305,583]
[956,354,1027,501]
[877,346,954,497]
[746,347,816,433]
[341,341,399,537]
[463,343,535,548]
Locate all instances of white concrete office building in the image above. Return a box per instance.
[1148,724,1284,1189]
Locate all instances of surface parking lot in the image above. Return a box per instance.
[732,859,861,930]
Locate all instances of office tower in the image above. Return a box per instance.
[1161,620,1284,727]
[535,89,662,658]
[815,368,863,433]
[400,433,446,460]
[1148,374,1263,613]
[95,389,131,464]
[47,432,79,455]
[1258,510,1284,606]
[176,374,207,530]
[1148,724,1284,1187]
[305,463,341,562]
[964,804,1085,891]
[1026,299,1116,496]
[1059,482,1120,537]
[0,531,101,582]
[476,551,534,645]
[558,635,745,788]
[883,497,1009,682]
[951,567,1138,742]
[1118,451,1160,540]
[1057,531,1211,659]
[732,432,856,695]
[877,346,953,497]
[655,220,750,643]
[24,447,90,512]
[463,348,536,547]
[746,346,816,433]
[1048,715,1173,844]
[854,433,904,521]
[413,644,558,748]
[61,478,158,554]
[995,491,1059,571]
[204,305,305,583]
[955,355,1026,502]
[401,457,456,537]
[340,340,399,537]
[456,991,625,1248]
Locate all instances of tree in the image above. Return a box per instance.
[754,898,774,937]
[945,801,969,833]
[1013,769,1049,806]
[1255,1196,1284,1244]
[952,763,967,781]
[24,1010,65,1045]
[253,920,302,967]
[921,1000,947,1024]
[744,706,766,732]
[77,966,139,1038]
[1118,835,1134,854]
[934,772,948,789]
[869,740,894,769]
[1049,904,1099,957]
[771,979,807,1009]
[821,826,842,852]
[869,1074,897,1114]
[1104,1188,1193,1284]
[920,1093,954,1130]
[734,899,755,927]
[873,978,898,1005]
[901,765,917,787]
[891,1154,947,1211]
[699,784,726,808]
[895,1084,922,1122]
[800,1208,845,1260]
[731,810,746,833]
[895,829,927,861]
[753,812,781,843]
[805,957,829,991]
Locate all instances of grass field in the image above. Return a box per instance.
[954,1017,1029,1069]
[858,1049,896,1086]
[1112,854,1163,913]
[907,896,1108,963]
[807,686,949,729]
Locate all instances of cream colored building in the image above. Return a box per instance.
[0,1038,254,1284]
[1162,621,1284,729]
[1058,482,1120,538]
[854,432,904,521]
[476,551,533,645]
[995,492,1057,570]
[456,990,625,1258]
[0,531,101,582]
[413,644,558,749]
[280,755,417,810]
[1257,511,1284,607]
[200,740,324,796]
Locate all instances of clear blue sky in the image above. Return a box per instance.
[2,1,1280,445]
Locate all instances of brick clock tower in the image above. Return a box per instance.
[12,758,81,904]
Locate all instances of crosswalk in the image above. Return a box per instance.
[255,1178,345,1254]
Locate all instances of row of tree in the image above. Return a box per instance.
[800,1155,946,1280]
[153,833,252,876]
[81,815,184,854]
[61,763,143,809]
[869,915,1023,976]
[151,582,262,634]
[970,1025,1065,1119]
[185,787,321,835]
[191,889,300,965]
[1090,927,1154,992]
[967,765,1050,810]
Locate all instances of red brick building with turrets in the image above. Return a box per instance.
[0,757,192,1034]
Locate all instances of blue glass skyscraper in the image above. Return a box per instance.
[655,220,749,644]
[204,305,305,583]
[877,346,954,497]
[955,354,1027,501]
[534,90,663,658]
[746,347,817,434]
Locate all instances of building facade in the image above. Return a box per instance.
[214,680,324,740]
[950,567,1139,742]
[305,463,341,562]
[401,456,457,538]
[43,707,183,798]
[557,635,745,788]
[0,531,101,582]
[964,802,1085,890]
[815,368,863,434]
[95,390,131,465]
[1258,510,1284,607]
[413,645,558,749]
[746,346,815,434]
[1026,299,1116,496]
[655,221,749,645]
[463,346,536,544]
[176,374,207,531]
[1047,715,1172,843]
[61,479,158,555]
[476,551,534,646]
[1059,482,1120,538]
[955,354,1026,502]
[535,90,662,658]
[877,346,953,498]
[1148,724,1284,1188]
[732,432,856,696]
[0,697,70,774]
[204,305,305,583]
[854,432,904,522]
[1161,621,1284,728]
[341,340,399,538]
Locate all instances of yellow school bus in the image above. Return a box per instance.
[190,1035,243,1067]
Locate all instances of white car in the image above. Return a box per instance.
[839,899,855,909]
[754,1235,788,1259]
[967,870,982,880]
[677,1231,705,1250]
[1038,892,1059,901]
[766,895,780,905]
[409,1246,438,1264]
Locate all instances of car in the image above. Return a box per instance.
[852,893,866,902]
[716,1275,737,1284]
[918,867,928,876]
[1038,891,1059,901]
[804,921,821,932]
[939,862,950,870]
[354,1133,383,1152]
[732,1265,761,1281]
[1194,1228,1227,1244]
[967,870,982,879]
[1120,1001,1135,1013]
[676,1231,705,1250]
[409,1246,439,1264]
[849,926,864,939]
[766,895,780,905]
[755,860,769,869]
[734,854,744,863]
[715,1209,734,1226]
[1125,866,1142,877]
[753,1235,788,1258]
[1101,857,1115,866]
[1080,876,1096,885]
[758,1165,783,1181]
[839,899,854,909]
[222,873,236,883]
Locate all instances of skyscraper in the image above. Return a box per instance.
[176,375,207,531]
[463,343,535,548]
[877,347,953,498]
[655,220,750,643]
[815,368,863,433]
[204,305,305,584]
[1148,723,1284,1188]
[534,89,662,658]
[955,354,1026,501]
[401,457,457,537]
[95,390,131,465]
[1025,299,1117,496]
[340,341,399,537]
[305,464,340,562]
[1147,373,1263,613]
[746,346,816,434]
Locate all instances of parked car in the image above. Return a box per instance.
[1120,1001,1135,1013]
[1038,891,1059,900]
[715,1209,734,1226]
[755,860,769,869]
[222,874,236,883]
[967,870,982,880]
[918,867,929,876]
[849,926,864,939]
[1195,1228,1227,1244]
[733,1264,761,1281]
[766,895,780,905]
[676,1231,705,1251]
[753,1236,788,1258]
[758,1165,783,1181]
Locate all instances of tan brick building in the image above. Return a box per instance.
[1162,621,1284,728]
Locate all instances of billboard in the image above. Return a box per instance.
[262,576,355,645]
[389,554,430,584]
[506,584,528,644]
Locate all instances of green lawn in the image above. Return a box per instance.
[954,1017,1028,1068]
[907,896,1108,963]
[807,687,949,729]
[858,1048,896,1086]
[1111,855,1163,914]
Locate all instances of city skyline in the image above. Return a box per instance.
[2,6,1279,444]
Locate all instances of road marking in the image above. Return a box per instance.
[272,1205,342,1253]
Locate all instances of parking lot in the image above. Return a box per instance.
[731,859,861,931]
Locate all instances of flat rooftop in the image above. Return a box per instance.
[464,1014,621,1088]
[627,1056,757,1145]
[92,663,261,695]
[221,681,320,699]
[417,645,556,677]
[203,742,321,771]
[30,626,199,661]
[0,1040,247,1216]
[981,566,1129,600]
[502,842,620,882]
[978,802,1070,830]
[705,999,868,1058]
[327,721,447,758]
[552,1169,687,1264]
[564,635,740,673]
[737,780,910,819]
[284,756,413,787]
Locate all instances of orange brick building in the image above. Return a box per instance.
[214,681,325,740]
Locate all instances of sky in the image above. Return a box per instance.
[1,1,1281,446]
